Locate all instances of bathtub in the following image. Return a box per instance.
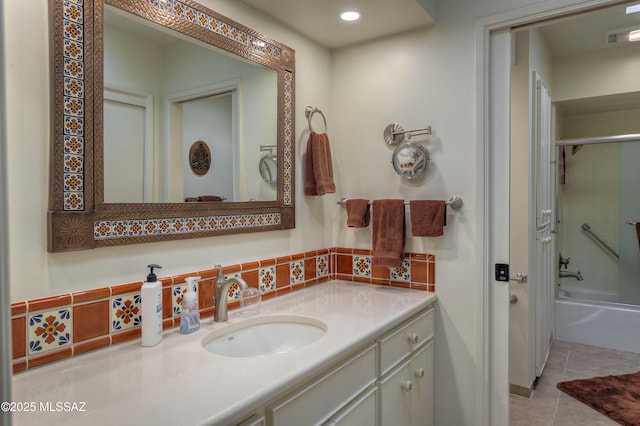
[555,293,640,353]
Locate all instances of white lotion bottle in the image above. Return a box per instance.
[141,264,163,346]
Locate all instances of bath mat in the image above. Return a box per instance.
[557,371,640,425]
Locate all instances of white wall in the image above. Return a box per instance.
[553,44,640,102]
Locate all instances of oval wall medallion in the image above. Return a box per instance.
[189,140,211,175]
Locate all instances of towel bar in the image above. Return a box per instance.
[337,195,463,210]
[305,106,327,133]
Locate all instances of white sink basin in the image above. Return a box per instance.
[202,315,327,358]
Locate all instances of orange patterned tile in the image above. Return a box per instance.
[12,317,26,359]
[172,273,196,285]
[242,270,259,289]
[222,264,241,275]
[72,287,110,303]
[276,287,292,296]
[241,261,260,271]
[390,281,411,289]
[303,250,317,258]
[198,279,214,309]
[73,301,109,342]
[372,264,390,279]
[162,287,172,319]
[275,264,290,288]
[73,336,110,356]
[111,281,142,296]
[6,248,437,372]
[13,359,27,374]
[337,254,353,275]
[28,348,72,369]
[352,249,370,255]
[290,253,304,261]
[198,268,218,279]
[411,261,428,284]
[259,258,276,267]
[111,328,141,345]
[304,258,317,280]
[28,294,72,312]
[11,302,27,316]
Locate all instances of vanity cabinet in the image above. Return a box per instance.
[266,344,377,426]
[261,304,435,426]
[377,308,434,426]
[378,342,433,426]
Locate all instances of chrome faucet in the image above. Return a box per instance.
[213,264,248,322]
[559,270,583,281]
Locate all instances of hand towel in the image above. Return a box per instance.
[372,199,405,268]
[409,200,446,237]
[636,223,640,250]
[304,132,336,196]
[198,195,223,202]
[346,199,370,228]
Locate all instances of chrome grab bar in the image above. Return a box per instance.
[581,223,619,260]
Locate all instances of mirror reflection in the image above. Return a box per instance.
[103,5,278,203]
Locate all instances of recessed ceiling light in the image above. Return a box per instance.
[629,29,640,42]
[626,4,640,14]
[340,10,361,22]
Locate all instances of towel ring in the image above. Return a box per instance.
[305,106,327,133]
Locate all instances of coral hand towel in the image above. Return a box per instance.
[409,200,446,237]
[372,200,405,268]
[346,199,370,228]
[304,132,336,196]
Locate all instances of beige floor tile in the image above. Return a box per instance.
[510,339,640,426]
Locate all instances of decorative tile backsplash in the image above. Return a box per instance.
[11,248,435,373]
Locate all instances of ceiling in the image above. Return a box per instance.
[537,2,640,57]
[237,0,640,55]
[236,0,435,49]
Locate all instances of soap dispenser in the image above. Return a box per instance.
[180,276,201,334]
[141,264,163,347]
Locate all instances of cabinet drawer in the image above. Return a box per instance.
[325,386,377,426]
[267,344,377,426]
[378,308,434,376]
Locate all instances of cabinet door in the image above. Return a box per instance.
[327,387,377,426]
[377,359,411,426]
[410,342,433,426]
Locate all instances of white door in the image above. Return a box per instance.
[533,74,553,377]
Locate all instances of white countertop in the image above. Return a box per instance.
[11,280,436,425]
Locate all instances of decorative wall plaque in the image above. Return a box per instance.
[189,140,211,175]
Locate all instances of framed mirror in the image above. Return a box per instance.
[48,0,295,252]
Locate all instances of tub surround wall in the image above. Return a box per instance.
[11,248,435,373]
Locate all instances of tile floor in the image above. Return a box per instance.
[510,339,640,425]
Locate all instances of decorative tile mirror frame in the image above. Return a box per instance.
[48,0,295,252]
